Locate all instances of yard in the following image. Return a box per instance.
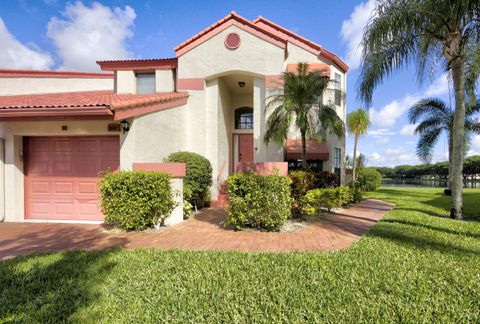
[1,188,479,322]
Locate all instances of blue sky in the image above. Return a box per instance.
[1,0,478,166]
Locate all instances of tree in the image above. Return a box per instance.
[408,97,480,187]
[358,0,480,219]
[264,62,345,169]
[347,109,370,188]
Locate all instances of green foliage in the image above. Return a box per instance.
[165,151,212,208]
[351,187,364,203]
[182,185,193,219]
[264,62,345,168]
[347,109,370,137]
[301,186,351,216]
[356,168,382,192]
[99,171,176,231]
[288,170,316,213]
[226,172,292,231]
[315,171,339,188]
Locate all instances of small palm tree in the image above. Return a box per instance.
[347,109,370,187]
[408,97,480,187]
[358,0,480,219]
[264,62,345,169]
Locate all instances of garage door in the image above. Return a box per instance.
[24,136,120,221]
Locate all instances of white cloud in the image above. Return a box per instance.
[340,0,375,70]
[375,137,390,145]
[369,95,419,129]
[47,1,136,71]
[368,128,395,136]
[0,18,53,69]
[468,134,480,156]
[370,152,382,162]
[400,123,418,136]
[425,74,449,97]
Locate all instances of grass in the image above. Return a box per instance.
[1,188,479,322]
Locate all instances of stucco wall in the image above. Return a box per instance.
[0,77,113,96]
[116,70,136,94]
[178,25,285,78]
[155,69,176,92]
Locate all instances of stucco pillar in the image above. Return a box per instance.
[0,138,4,221]
[4,135,24,221]
[253,78,267,162]
[119,118,136,171]
[205,79,220,199]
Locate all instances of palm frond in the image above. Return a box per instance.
[417,127,442,163]
[408,97,450,124]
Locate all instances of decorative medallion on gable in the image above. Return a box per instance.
[225,32,241,50]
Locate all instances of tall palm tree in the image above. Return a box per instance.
[358,0,480,219]
[347,109,370,187]
[408,97,480,187]
[264,62,345,169]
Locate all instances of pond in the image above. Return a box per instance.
[381,178,480,188]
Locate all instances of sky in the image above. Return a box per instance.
[1,0,479,167]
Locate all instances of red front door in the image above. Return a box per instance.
[238,134,254,162]
[24,136,120,221]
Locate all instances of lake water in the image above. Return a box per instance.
[381,178,480,189]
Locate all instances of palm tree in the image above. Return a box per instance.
[347,109,370,187]
[358,0,480,219]
[264,62,345,169]
[408,97,480,187]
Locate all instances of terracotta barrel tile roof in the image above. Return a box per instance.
[97,58,177,71]
[0,90,189,119]
[286,139,330,161]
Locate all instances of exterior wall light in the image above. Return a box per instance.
[120,120,130,134]
[238,82,246,88]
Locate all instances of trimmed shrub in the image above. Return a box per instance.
[100,171,176,231]
[165,151,213,208]
[301,186,351,216]
[356,168,382,191]
[315,171,339,188]
[289,170,316,214]
[226,172,292,231]
[351,187,364,203]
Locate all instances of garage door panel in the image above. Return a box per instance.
[25,136,119,221]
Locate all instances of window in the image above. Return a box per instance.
[136,73,156,94]
[334,147,341,169]
[235,107,253,129]
[334,73,341,106]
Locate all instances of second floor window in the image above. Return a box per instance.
[334,73,341,106]
[137,73,156,94]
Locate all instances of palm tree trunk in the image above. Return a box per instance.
[301,132,307,169]
[450,57,466,220]
[352,135,358,189]
[448,135,452,190]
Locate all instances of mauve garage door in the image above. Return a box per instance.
[25,136,120,221]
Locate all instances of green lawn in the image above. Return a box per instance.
[1,188,479,322]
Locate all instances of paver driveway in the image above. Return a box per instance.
[0,199,394,260]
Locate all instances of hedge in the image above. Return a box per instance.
[100,171,176,231]
[301,186,351,216]
[289,170,316,214]
[226,172,292,231]
[356,168,382,191]
[165,151,213,209]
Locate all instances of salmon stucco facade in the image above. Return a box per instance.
[0,12,348,223]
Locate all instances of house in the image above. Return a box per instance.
[0,12,348,223]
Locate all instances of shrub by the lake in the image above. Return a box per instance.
[226,172,292,231]
[356,168,382,191]
[301,186,351,216]
[165,151,212,209]
[100,171,176,231]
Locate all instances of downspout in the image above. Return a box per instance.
[0,139,4,221]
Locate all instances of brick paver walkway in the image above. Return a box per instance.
[0,199,394,260]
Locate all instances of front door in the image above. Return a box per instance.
[238,134,254,162]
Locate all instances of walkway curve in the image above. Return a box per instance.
[0,199,394,260]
